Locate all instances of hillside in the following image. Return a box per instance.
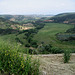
[0,16,34,33]
[0,15,75,53]
[0,17,18,29]
[0,15,36,21]
[0,15,75,75]
[0,15,46,24]
[33,23,75,51]
[0,17,21,35]
[50,13,75,24]
[0,18,45,53]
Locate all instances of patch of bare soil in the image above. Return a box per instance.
[11,25,17,29]
[36,54,75,75]
[11,25,34,30]
[10,18,15,21]
[20,27,33,30]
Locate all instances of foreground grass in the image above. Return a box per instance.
[33,23,75,50]
[0,34,29,53]
[0,43,40,75]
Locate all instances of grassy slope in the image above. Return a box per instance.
[0,34,28,53]
[33,23,75,50]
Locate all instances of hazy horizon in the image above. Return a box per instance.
[0,0,75,15]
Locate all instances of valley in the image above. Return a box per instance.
[0,13,75,75]
[33,23,75,51]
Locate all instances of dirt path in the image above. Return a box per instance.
[33,54,75,75]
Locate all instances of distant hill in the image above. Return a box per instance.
[0,17,34,31]
[0,15,42,22]
[0,17,19,29]
[49,13,75,24]
[0,17,19,35]
[0,15,31,22]
[0,15,53,22]
[0,17,18,24]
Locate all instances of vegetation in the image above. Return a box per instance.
[56,33,75,41]
[0,44,40,75]
[0,28,19,35]
[37,44,64,54]
[0,14,75,74]
[0,19,46,54]
[33,23,75,51]
[0,15,40,24]
[0,13,75,75]
[63,50,71,63]
[0,15,75,54]
[56,24,75,41]
[50,13,75,24]
[66,25,75,33]
[0,19,75,54]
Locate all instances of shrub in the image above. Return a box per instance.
[30,40,38,48]
[63,50,71,63]
[44,44,52,52]
[37,44,64,54]
[51,47,64,54]
[38,45,45,54]
[29,49,38,54]
[25,43,30,47]
[29,48,33,54]
[0,49,40,75]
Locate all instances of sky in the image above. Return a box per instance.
[0,0,75,15]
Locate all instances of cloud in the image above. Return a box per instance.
[0,0,75,14]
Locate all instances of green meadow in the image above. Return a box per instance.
[0,34,29,53]
[33,23,75,50]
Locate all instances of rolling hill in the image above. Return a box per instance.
[0,14,75,54]
[0,17,18,28]
[49,13,75,24]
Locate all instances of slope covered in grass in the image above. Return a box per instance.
[0,34,29,53]
[33,23,75,50]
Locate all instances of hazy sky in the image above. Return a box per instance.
[0,0,75,15]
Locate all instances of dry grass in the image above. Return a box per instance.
[33,54,75,75]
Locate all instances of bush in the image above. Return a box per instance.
[29,49,38,54]
[51,47,64,54]
[25,43,30,47]
[30,40,38,48]
[63,50,71,63]
[45,44,52,52]
[37,44,64,54]
[0,49,40,75]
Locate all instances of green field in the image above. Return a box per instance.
[0,33,29,53]
[33,23,75,50]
